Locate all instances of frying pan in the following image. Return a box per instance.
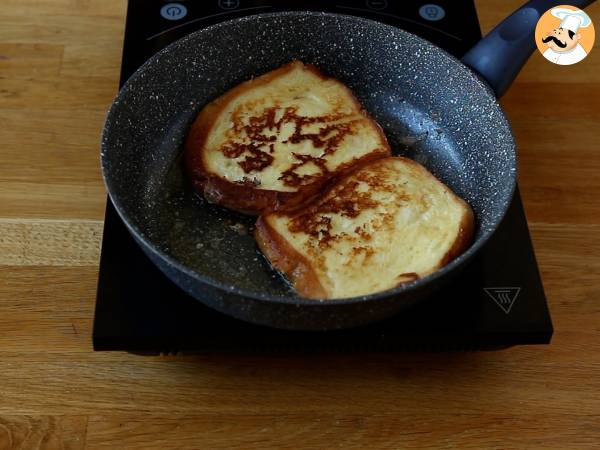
[101,0,594,330]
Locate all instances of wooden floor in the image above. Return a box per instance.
[1,0,599,448]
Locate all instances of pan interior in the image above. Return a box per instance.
[102,12,515,300]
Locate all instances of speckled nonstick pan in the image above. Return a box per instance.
[101,0,594,330]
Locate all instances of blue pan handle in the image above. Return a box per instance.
[462,0,596,98]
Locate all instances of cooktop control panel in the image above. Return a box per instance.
[120,0,481,82]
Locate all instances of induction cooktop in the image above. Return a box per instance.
[93,0,553,353]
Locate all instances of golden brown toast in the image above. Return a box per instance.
[185,61,391,214]
[255,157,474,299]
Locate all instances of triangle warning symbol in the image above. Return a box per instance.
[484,287,521,314]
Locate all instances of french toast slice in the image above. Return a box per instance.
[255,157,474,299]
[185,61,391,214]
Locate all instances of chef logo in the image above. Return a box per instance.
[535,5,594,66]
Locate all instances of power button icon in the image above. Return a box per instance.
[418,4,445,21]
[160,3,188,21]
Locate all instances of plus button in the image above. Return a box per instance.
[218,0,240,10]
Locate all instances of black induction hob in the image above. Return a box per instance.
[93,0,553,353]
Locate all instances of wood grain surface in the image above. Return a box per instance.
[1,0,599,448]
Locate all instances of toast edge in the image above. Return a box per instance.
[386,157,476,280]
[439,200,475,267]
[184,60,391,215]
[255,214,328,299]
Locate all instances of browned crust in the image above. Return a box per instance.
[184,60,391,215]
[268,155,398,218]
[255,215,328,299]
[258,156,475,297]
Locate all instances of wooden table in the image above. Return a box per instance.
[1,1,599,448]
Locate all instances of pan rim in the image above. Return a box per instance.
[101,10,517,306]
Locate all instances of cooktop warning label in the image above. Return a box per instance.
[484,287,521,314]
